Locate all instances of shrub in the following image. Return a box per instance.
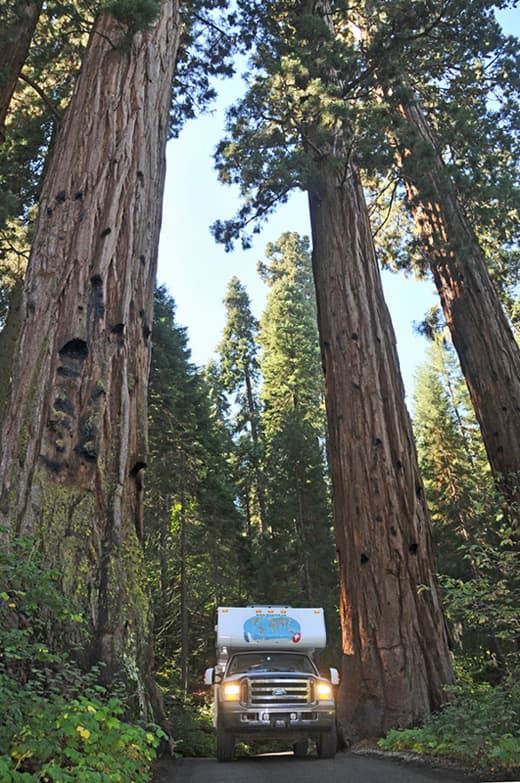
[378,676,520,773]
[168,698,215,757]
[0,536,164,781]
[3,694,162,782]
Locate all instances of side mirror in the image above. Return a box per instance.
[204,667,214,686]
[329,667,340,685]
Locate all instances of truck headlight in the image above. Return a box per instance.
[222,682,241,701]
[316,681,333,700]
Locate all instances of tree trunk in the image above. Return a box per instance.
[398,96,520,517]
[0,0,42,140]
[244,368,266,532]
[179,455,189,699]
[295,465,314,604]
[0,2,180,715]
[307,158,454,740]
[0,277,23,426]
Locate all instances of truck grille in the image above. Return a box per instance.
[247,678,311,706]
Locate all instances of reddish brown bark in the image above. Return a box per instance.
[0,3,180,712]
[308,158,454,740]
[397,98,520,517]
[0,0,43,140]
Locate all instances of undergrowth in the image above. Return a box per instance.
[379,674,520,774]
[0,535,164,782]
[169,697,215,757]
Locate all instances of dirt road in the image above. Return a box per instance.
[153,751,481,783]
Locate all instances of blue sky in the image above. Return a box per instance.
[157,6,519,399]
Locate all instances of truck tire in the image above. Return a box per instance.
[317,724,337,759]
[293,739,308,757]
[216,728,234,762]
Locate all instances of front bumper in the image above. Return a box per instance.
[220,703,335,736]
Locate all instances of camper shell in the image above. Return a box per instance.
[205,606,338,762]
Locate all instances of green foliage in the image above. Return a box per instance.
[100,0,161,32]
[413,339,494,577]
[170,0,236,136]
[412,339,519,669]
[254,233,338,642]
[0,534,87,686]
[216,276,265,530]
[258,232,324,434]
[0,535,84,759]
[4,694,162,782]
[168,698,215,757]
[440,522,519,651]
[218,276,260,406]
[146,287,249,695]
[412,338,520,689]
[378,676,520,773]
[0,534,163,781]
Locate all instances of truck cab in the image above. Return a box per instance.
[204,606,339,761]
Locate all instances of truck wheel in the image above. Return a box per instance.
[216,728,235,762]
[293,739,308,757]
[317,724,337,759]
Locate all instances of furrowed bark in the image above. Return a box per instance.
[398,96,520,520]
[0,1,180,717]
[308,158,454,740]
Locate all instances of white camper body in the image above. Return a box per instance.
[216,606,327,655]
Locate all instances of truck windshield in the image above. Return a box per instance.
[227,653,316,675]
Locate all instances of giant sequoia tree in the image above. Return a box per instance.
[348,0,520,517]
[0,2,181,710]
[215,0,453,739]
[0,2,88,423]
[398,96,520,512]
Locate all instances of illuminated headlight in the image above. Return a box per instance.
[316,681,333,700]
[222,682,241,701]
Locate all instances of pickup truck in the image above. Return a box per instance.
[204,606,339,761]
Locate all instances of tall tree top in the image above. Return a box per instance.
[217,276,260,396]
[258,232,324,434]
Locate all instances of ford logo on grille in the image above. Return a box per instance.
[272,688,287,696]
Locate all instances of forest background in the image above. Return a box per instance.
[0,0,519,780]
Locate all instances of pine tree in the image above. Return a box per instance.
[146,287,248,696]
[413,338,493,578]
[217,276,266,532]
[413,337,517,672]
[258,232,324,435]
[257,232,337,640]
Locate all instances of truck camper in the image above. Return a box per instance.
[204,606,339,761]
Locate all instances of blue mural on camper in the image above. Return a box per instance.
[243,614,302,644]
